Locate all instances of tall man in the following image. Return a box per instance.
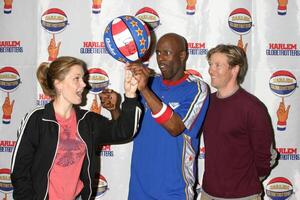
[201,44,278,200]
[127,33,209,200]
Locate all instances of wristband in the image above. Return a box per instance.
[151,103,173,124]
[186,5,195,15]
[155,106,173,124]
[48,56,56,61]
[277,120,286,131]
[2,114,11,124]
[278,5,287,15]
[92,4,101,14]
[151,103,167,118]
[4,4,12,14]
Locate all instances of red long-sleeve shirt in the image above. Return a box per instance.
[202,88,277,198]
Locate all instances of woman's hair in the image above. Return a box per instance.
[206,44,248,84]
[36,56,87,98]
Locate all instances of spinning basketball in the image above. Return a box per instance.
[103,15,150,63]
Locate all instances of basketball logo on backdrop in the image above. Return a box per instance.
[92,0,102,14]
[88,68,109,114]
[0,66,21,124]
[135,7,159,66]
[41,8,68,61]
[228,8,252,53]
[0,67,21,93]
[277,0,288,15]
[186,0,197,15]
[0,168,13,200]
[3,0,13,14]
[269,70,297,131]
[135,7,160,31]
[266,177,294,200]
[92,173,109,198]
[41,8,68,34]
[88,68,109,95]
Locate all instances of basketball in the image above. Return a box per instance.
[0,168,13,194]
[0,66,21,93]
[135,7,160,31]
[103,15,151,63]
[92,173,108,199]
[88,68,109,94]
[41,8,68,34]
[269,70,297,97]
[266,177,293,200]
[228,8,252,35]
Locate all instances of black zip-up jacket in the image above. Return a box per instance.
[10,97,141,200]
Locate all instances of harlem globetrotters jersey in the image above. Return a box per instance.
[129,74,209,200]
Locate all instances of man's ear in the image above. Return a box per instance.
[180,51,187,62]
[232,65,240,78]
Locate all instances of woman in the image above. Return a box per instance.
[10,56,141,200]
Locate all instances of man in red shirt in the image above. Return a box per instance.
[201,44,278,200]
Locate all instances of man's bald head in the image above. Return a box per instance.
[157,33,187,53]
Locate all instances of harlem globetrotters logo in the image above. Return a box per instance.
[266,177,294,200]
[135,7,160,66]
[0,168,13,200]
[41,8,68,34]
[88,68,109,95]
[0,41,23,53]
[88,68,110,115]
[41,8,69,61]
[0,67,21,93]
[266,43,300,57]
[135,7,160,31]
[269,70,297,131]
[0,66,21,124]
[269,70,297,97]
[228,8,252,52]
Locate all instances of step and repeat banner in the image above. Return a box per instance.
[0,0,299,199]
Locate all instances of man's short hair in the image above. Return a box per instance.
[207,44,248,84]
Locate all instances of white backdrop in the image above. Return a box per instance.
[0,0,299,199]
